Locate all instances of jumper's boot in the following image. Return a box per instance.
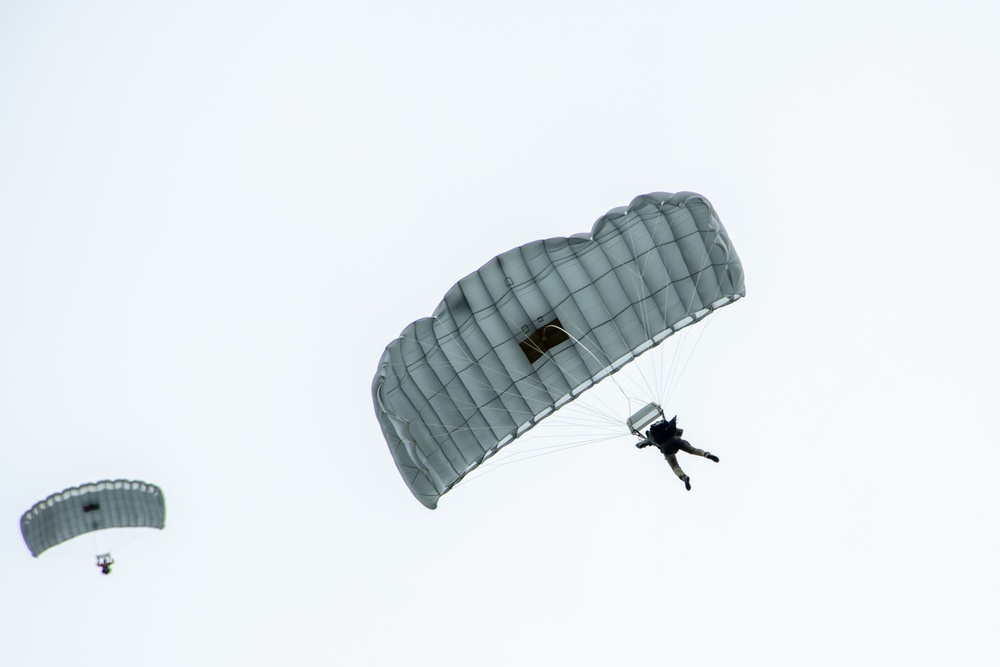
[681,475,691,491]
[704,452,720,463]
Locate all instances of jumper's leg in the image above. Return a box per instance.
[677,439,720,462]
[665,454,692,490]
[676,439,706,457]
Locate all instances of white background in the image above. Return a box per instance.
[1,2,997,665]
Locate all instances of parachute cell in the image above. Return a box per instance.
[373,191,745,508]
[20,480,166,557]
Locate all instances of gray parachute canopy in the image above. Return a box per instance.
[373,192,745,509]
[21,480,166,557]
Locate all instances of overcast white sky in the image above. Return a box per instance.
[2,1,998,665]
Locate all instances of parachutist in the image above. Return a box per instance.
[636,417,719,490]
[374,191,745,509]
[96,554,114,575]
[21,480,165,560]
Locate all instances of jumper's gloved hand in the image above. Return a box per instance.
[635,439,651,449]
[705,452,720,463]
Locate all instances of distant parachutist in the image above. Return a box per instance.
[21,480,165,568]
[636,417,719,490]
[96,553,114,575]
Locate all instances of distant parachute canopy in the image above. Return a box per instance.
[373,192,745,509]
[21,480,166,557]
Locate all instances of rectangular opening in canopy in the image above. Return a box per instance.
[82,503,101,513]
[519,318,570,364]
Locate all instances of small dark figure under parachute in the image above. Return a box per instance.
[96,554,114,575]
